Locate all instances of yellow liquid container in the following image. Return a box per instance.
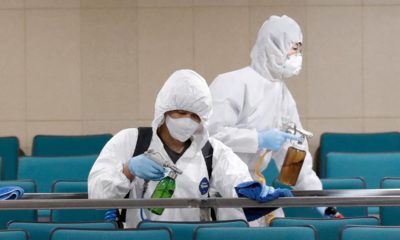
[278,144,306,186]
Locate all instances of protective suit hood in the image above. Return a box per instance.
[153,69,212,148]
[250,15,303,81]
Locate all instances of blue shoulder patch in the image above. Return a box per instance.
[199,177,209,195]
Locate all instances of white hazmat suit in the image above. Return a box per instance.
[89,69,252,227]
[208,16,322,222]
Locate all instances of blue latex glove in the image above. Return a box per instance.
[236,181,293,202]
[235,181,293,221]
[104,209,117,221]
[0,186,24,200]
[128,154,166,181]
[258,128,300,151]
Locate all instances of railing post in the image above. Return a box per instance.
[199,207,211,222]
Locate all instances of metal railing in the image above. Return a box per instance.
[2,189,400,221]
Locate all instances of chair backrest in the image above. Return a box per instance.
[0,180,37,229]
[326,152,400,189]
[270,217,379,240]
[380,177,400,225]
[138,220,248,240]
[319,132,400,177]
[321,177,368,217]
[32,134,112,157]
[50,180,106,222]
[0,157,3,180]
[262,159,280,185]
[341,226,400,240]
[0,229,28,240]
[0,136,20,180]
[7,221,117,240]
[18,155,97,192]
[281,206,322,219]
[50,228,172,240]
[194,226,316,240]
[279,178,368,218]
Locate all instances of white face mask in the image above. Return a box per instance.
[165,115,200,142]
[282,54,302,78]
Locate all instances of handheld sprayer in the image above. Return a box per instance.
[278,118,313,186]
[144,149,182,215]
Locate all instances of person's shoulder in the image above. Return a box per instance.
[111,128,139,143]
[214,67,249,82]
[211,67,250,93]
[213,67,264,86]
[115,128,138,137]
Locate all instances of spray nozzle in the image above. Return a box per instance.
[281,118,313,144]
[144,149,183,175]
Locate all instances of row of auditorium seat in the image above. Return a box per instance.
[318,132,400,177]
[3,177,400,229]
[0,179,107,228]
[276,177,400,225]
[3,218,400,240]
[1,131,400,234]
[1,131,400,180]
[0,134,112,180]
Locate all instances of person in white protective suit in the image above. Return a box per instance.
[208,15,335,225]
[88,69,290,228]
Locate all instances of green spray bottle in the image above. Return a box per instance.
[149,170,178,215]
[144,149,183,215]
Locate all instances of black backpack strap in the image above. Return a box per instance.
[201,140,216,221]
[201,140,213,180]
[133,127,153,157]
[118,127,153,228]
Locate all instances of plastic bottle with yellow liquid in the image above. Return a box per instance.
[278,118,313,186]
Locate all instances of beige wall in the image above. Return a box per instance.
[0,0,399,161]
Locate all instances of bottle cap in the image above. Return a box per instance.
[168,170,178,179]
[291,140,306,150]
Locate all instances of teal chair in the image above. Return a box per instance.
[50,228,172,240]
[326,152,400,214]
[321,178,368,217]
[380,177,400,225]
[0,157,3,180]
[326,153,400,189]
[138,220,248,240]
[272,179,321,218]
[270,217,379,240]
[274,178,367,218]
[0,180,37,229]
[340,226,400,240]
[18,155,97,219]
[50,180,106,222]
[319,132,400,177]
[0,229,28,240]
[32,134,112,157]
[0,136,20,180]
[262,159,280,185]
[281,205,321,218]
[18,155,97,193]
[194,226,316,240]
[7,221,117,240]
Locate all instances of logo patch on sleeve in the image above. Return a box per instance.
[199,177,209,195]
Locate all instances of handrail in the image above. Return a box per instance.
[19,189,400,200]
[2,189,400,210]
